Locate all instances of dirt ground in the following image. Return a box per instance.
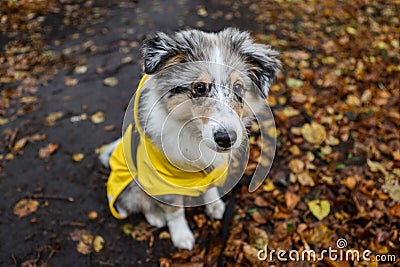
[1,0,399,266]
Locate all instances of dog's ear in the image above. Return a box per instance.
[141,32,187,74]
[242,43,281,98]
[221,28,280,98]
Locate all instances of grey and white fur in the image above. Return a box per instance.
[99,28,280,250]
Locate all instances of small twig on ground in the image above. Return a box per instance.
[7,127,19,150]
[99,261,116,266]
[68,221,86,227]
[11,255,17,267]
[31,194,75,202]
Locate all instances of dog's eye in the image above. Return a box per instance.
[233,82,243,92]
[193,82,208,96]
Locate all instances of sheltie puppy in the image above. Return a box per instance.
[99,28,280,250]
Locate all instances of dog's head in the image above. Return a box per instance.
[141,28,280,153]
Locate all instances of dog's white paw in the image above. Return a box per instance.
[206,199,226,219]
[144,211,166,228]
[170,227,195,250]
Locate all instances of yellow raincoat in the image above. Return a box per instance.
[106,75,229,219]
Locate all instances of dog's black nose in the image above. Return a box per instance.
[214,129,237,149]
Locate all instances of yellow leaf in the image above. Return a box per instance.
[44,111,63,126]
[262,179,275,192]
[14,137,29,151]
[20,96,38,104]
[289,145,301,155]
[301,122,326,145]
[320,145,332,155]
[93,235,105,252]
[345,94,361,106]
[267,127,278,138]
[65,77,79,86]
[0,117,9,125]
[72,153,85,162]
[346,26,357,35]
[91,111,105,124]
[325,135,340,146]
[74,65,88,74]
[320,175,334,185]
[77,242,92,255]
[282,106,300,117]
[103,77,119,87]
[308,200,330,221]
[158,231,171,239]
[87,211,98,220]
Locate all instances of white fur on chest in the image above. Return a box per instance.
[161,119,227,171]
[141,87,227,171]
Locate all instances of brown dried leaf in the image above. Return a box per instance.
[393,150,400,161]
[159,258,171,267]
[70,229,90,241]
[193,214,207,228]
[13,199,39,217]
[324,257,351,267]
[242,244,260,265]
[254,196,270,207]
[367,159,387,176]
[38,143,59,159]
[77,239,92,255]
[303,224,333,245]
[389,205,400,218]
[249,226,269,250]
[288,159,304,174]
[252,210,267,224]
[297,172,315,186]
[13,133,46,151]
[285,191,300,209]
[103,124,115,131]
